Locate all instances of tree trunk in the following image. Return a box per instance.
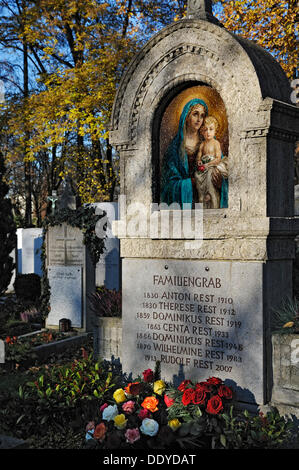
[22,7,32,227]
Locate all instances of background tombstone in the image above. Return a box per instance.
[17,227,43,276]
[45,184,95,331]
[110,0,299,406]
[89,202,120,291]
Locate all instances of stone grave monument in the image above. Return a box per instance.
[110,0,299,405]
[45,182,95,331]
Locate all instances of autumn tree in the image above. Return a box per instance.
[0,149,16,296]
[215,0,298,79]
[3,1,190,208]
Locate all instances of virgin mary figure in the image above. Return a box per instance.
[160,97,228,209]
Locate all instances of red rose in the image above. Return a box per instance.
[192,389,206,405]
[164,394,175,407]
[138,408,151,420]
[178,380,192,392]
[218,385,233,399]
[198,164,206,172]
[195,382,212,392]
[142,368,154,383]
[182,388,195,406]
[206,395,223,415]
[207,377,222,386]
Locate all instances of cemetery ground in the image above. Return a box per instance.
[0,292,299,451]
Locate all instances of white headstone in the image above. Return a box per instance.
[20,228,43,276]
[47,266,82,327]
[46,222,95,331]
[90,203,120,291]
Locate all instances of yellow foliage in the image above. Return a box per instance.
[218,0,298,79]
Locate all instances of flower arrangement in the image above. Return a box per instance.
[84,368,235,449]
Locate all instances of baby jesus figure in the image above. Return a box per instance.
[194,116,227,208]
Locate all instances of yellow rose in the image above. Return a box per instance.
[113,413,127,429]
[153,380,166,395]
[168,419,181,431]
[113,388,126,404]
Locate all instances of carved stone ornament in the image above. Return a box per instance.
[187,0,214,20]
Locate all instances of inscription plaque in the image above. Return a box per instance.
[47,266,82,328]
[122,259,264,403]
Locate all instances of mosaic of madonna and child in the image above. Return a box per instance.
[160,86,229,209]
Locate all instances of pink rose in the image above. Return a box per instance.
[125,428,140,444]
[138,408,151,420]
[122,400,135,414]
[85,421,95,432]
[100,403,108,413]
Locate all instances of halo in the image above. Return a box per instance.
[160,85,228,159]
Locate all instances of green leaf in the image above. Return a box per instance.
[93,389,99,398]
[16,414,25,424]
[220,434,226,448]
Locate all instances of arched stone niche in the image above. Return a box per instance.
[110,18,299,259]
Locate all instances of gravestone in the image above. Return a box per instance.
[17,228,43,276]
[110,0,299,405]
[90,202,120,291]
[45,187,95,331]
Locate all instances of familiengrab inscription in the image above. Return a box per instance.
[122,259,264,403]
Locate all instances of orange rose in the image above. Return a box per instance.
[141,396,159,413]
[93,422,106,441]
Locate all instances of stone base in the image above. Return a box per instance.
[271,334,299,413]
[93,317,122,361]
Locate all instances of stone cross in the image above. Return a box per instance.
[47,190,58,215]
[187,0,213,21]
[56,224,77,264]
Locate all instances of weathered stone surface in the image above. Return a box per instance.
[93,317,122,361]
[272,334,299,408]
[123,258,266,404]
[47,223,84,266]
[47,266,82,328]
